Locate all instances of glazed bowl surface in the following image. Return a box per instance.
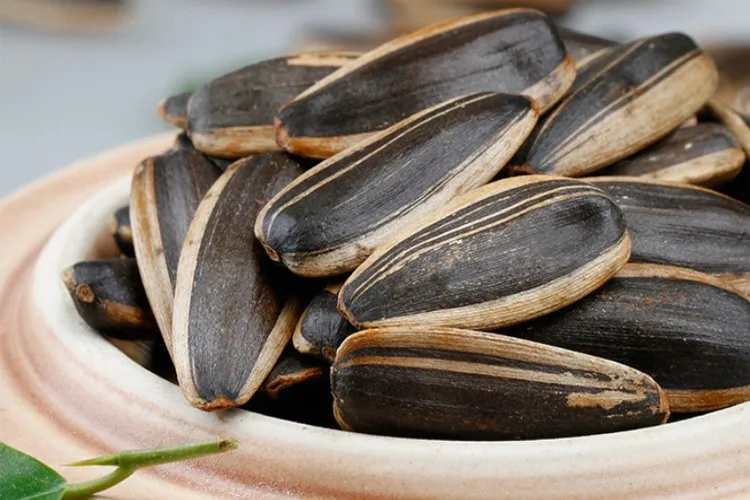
[2,135,750,499]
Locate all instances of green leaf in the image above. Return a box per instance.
[0,443,67,500]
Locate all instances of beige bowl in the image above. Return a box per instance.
[2,135,750,499]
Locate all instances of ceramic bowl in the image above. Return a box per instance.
[2,135,750,499]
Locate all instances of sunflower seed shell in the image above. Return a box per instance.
[331,327,669,440]
[276,9,574,158]
[61,258,159,340]
[157,91,191,130]
[597,123,745,187]
[500,263,750,412]
[262,347,328,399]
[339,176,631,330]
[187,51,361,159]
[130,144,222,356]
[109,205,134,257]
[172,153,305,411]
[522,32,718,177]
[589,177,750,293]
[257,92,538,276]
[293,283,355,361]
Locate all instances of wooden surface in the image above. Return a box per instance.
[3,136,750,498]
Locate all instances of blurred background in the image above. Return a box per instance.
[2,0,750,195]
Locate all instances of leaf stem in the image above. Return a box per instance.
[62,467,135,499]
[61,438,238,499]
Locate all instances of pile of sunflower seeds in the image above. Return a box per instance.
[63,9,750,440]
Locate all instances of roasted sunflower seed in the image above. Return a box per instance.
[557,26,615,65]
[157,91,191,130]
[293,283,355,362]
[704,98,750,159]
[501,264,750,412]
[130,143,222,356]
[596,123,745,187]
[331,327,669,439]
[262,347,328,399]
[338,176,630,330]
[187,51,361,159]
[109,205,134,257]
[589,177,750,293]
[172,153,305,411]
[276,9,574,158]
[257,92,538,276]
[519,32,718,177]
[60,258,159,340]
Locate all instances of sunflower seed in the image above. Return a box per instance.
[187,51,361,159]
[109,205,134,257]
[589,177,750,293]
[130,144,222,356]
[276,9,574,158]
[293,283,355,361]
[338,176,630,330]
[257,92,538,276]
[500,264,750,412]
[520,32,718,177]
[262,347,327,399]
[157,91,191,130]
[596,123,745,187]
[705,98,750,159]
[331,327,668,439]
[557,26,615,65]
[172,153,305,411]
[60,258,159,340]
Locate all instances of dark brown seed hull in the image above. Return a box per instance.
[172,153,305,411]
[109,205,134,257]
[276,9,574,158]
[332,327,668,440]
[523,32,718,177]
[589,177,750,292]
[157,91,191,130]
[557,26,616,64]
[257,92,538,276]
[130,144,222,355]
[339,176,630,330]
[293,283,355,361]
[500,264,750,412]
[597,123,745,187]
[262,347,328,399]
[187,52,361,158]
[61,258,159,340]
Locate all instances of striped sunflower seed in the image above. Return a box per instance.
[331,327,669,440]
[172,153,305,411]
[705,98,750,159]
[500,264,750,413]
[293,283,355,362]
[60,258,159,340]
[262,347,327,399]
[256,92,538,277]
[157,91,191,130]
[519,32,718,177]
[596,123,745,187]
[589,177,750,293]
[275,9,574,158]
[187,51,361,159]
[130,142,222,356]
[338,176,630,330]
[557,26,615,65]
[109,205,134,257]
